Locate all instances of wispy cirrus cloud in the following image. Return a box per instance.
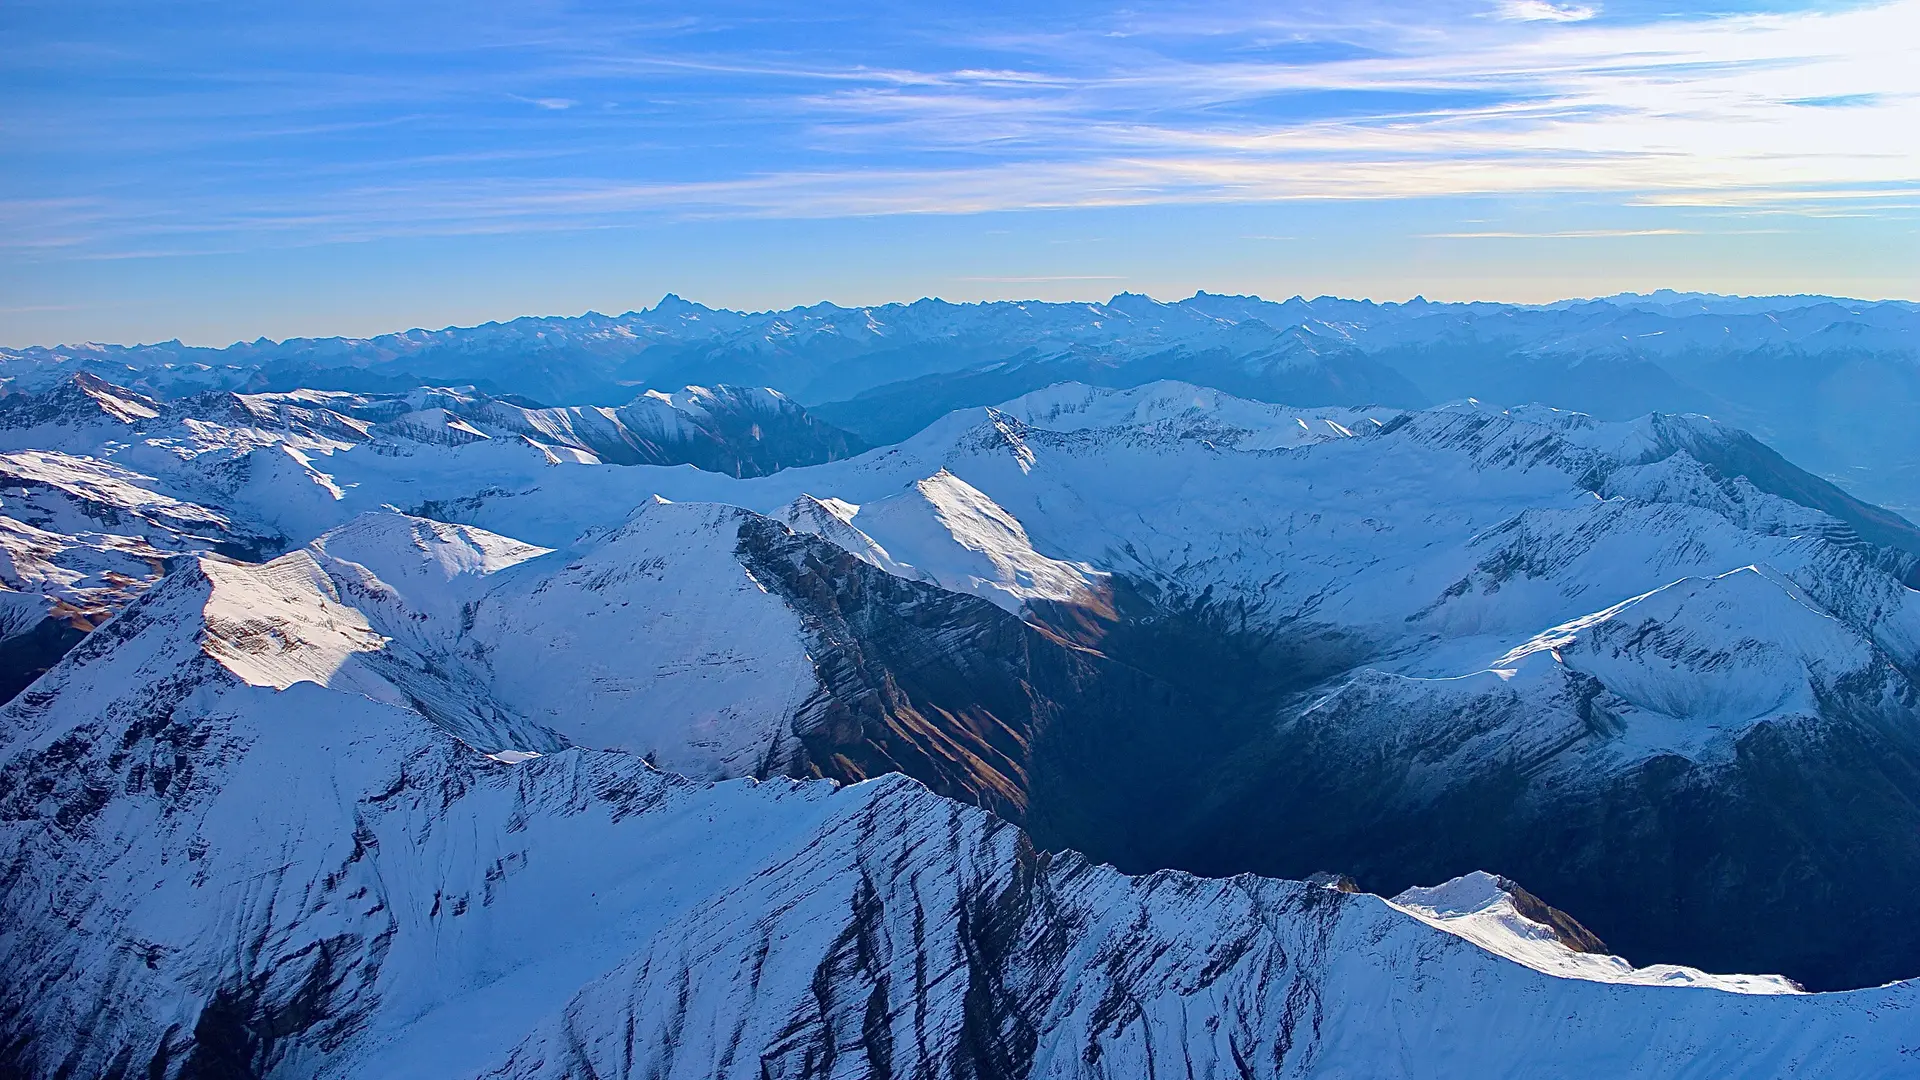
[1424,228,1693,237]
[1496,1,1598,22]
[6,0,1918,258]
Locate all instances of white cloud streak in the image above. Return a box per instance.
[1496,1,1598,22]
[11,0,1919,254]
[1423,228,1693,237]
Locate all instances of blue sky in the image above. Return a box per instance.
[2,0,1915,345]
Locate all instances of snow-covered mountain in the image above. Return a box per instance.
[2,543,1908,1078]
[0,376,864,703]
[290,378,1920,989]
[10,357,1920,1074]
[0,375,864,476]
[9,290,1916,508]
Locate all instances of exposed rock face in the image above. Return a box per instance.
[734,514,1217,854]
[1493,875,1611,955]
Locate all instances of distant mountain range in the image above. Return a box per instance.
[7,304,1920,1076]
[7,290,1917,512]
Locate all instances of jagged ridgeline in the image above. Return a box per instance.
[9,291,1918,510]
[6,344,1920,1074]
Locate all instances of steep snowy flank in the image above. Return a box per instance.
[195,552,395,693]
[0,446,287,701]
[828,470,1108,613]
[0,371,161,447]
[1274,557,1905,793]
[1489,565,1873,739]
[468,499,819,778]
[222,506,1179,822]
[2,566,1914,1079]
[774,493,921,580]
[307,511,551,624]
[227,501,1146,855]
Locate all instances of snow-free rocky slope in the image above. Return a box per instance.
[0,545,1909,1079]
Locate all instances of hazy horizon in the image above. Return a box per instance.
[9,285,1919,352]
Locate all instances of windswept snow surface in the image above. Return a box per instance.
[469,498,818,778]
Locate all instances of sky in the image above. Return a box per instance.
[2,0,1916,346]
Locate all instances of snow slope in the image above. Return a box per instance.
[110,380,1916,808]
[0,376,864,699]
[468,499,818,778]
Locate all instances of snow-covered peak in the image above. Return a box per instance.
[773,493,917,579]
[845,469,1106,612]
[988,379,1394,441]
[1392,872,1803,994]
[0,372,161,432]
[63,372,161,423]
[194,552,397,695]
[1600,450,1839,538]
[468,497,816,775]
[306,511,551,624]
[309,511,549,587]
[1494,565,1872,729]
